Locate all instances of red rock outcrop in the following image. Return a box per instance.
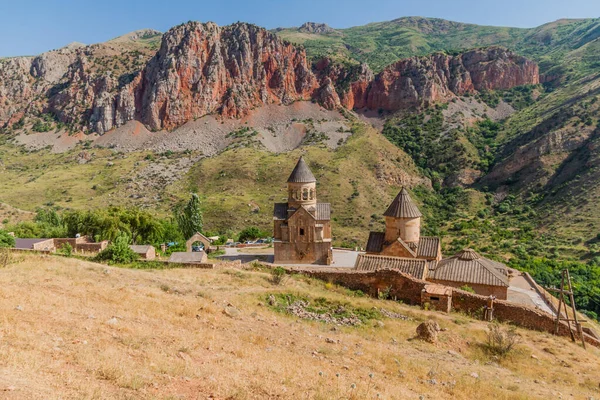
[0,22,538,135]
[342,47,539,111]
[135,22,319,130]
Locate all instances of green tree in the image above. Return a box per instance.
[238,226,266,243]
[176,194,203,239]
[0,230,15,248]
[95,234,138,264]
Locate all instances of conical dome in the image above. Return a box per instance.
[456,248,481,261]
[383,187,422,218]
[287,156,316,183]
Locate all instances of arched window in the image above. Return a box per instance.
[302,188,308,200]
[309,189,315,200]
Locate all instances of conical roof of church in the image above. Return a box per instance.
[383,187,422,218]
[287,156,316,183]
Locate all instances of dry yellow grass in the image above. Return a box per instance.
[0,255,599,399]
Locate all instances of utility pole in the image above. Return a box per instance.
[548,269,586,349]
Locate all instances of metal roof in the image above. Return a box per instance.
[14,238,51,249]
[287,156,316,183]
[274,203,331,221]
[314,203,331,220]
[417,237,441,259]
[129,245,155,254]
[273,203,288,220]
[366,232,385,253]
[354,254,429,280]
[429,249,509,287]
[383,187,422,219]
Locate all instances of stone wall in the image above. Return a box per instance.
[429,279,508,300]
[288,267,600,347]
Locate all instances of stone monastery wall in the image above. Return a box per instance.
[289,267,600,347]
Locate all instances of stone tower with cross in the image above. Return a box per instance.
[273,157,332,265]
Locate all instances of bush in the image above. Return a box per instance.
[459,285,476,293]
[0,230,15,248]
[484,322,520,356]
[238,226,267,243]
[0,248,11,268]
[58,243,73,257]
[95,234,138,264]
[269,267,288,285]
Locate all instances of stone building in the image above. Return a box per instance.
[355,188,511,299]
[362,187,442,263]
[428,248,509,300]
[129,245,156,260]
[273,157,332,265]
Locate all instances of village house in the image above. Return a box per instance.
[129,245,156,260]
[273,157,332,265]
[355,187,510,299]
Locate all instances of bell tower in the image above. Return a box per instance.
[287,156,317,209]
[383,187,422,244]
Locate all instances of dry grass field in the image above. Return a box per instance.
[0,255,599,399]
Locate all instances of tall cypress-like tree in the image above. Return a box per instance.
[177,193,204,239]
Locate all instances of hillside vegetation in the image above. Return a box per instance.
[1,254,599,399]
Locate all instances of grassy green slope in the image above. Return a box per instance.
[186,124,428,246]
[276,16,600,74]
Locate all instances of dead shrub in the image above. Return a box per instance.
[0,248,11,268]
[269,267,288,285]
[484,322,520,356]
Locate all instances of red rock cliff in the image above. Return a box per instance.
[136,22,319,130]
[333,47,539,111]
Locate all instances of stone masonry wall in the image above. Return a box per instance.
[289,267,600,347]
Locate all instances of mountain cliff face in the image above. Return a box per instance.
[0,22,538,135]
[335,47,539,111]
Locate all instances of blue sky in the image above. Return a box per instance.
[1,0,599,57]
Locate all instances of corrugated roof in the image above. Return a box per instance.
[287,156,316,183]
[275,203,331,221]
[383,187,422,219]
[429,249,509,287]
[417,236,441,259]
[273,203,288,220]
[354,254,429,280]
[366,232,385,253]
[14,238,51,249]
[129,245,154,253]
[315,203,331,220]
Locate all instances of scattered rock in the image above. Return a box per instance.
[106,317,118,326]
[379,308,411,320]
[470,372,479,379]
[325,338,337,344]
[267,295,276,306]
[223,306,241,318]
[416,320,441,343]
[374,320,385,328]
[14,305,23,311]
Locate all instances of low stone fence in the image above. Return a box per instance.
[286,266,600,347]
[7,248,53,255]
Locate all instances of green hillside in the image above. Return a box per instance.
[276,16,600,75]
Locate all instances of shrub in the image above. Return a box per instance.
[0,248,11,268]
[58,243,73,257]
[0,230,15,248]
[269,267,287,285]
[238,226,267,243]
[95,234,138,264]
[484,322,520,356]
[459,285,476,293]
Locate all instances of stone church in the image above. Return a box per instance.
[273,157,332,265]
[364,187,442,261]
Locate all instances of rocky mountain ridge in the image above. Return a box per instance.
[0,21,538,135]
